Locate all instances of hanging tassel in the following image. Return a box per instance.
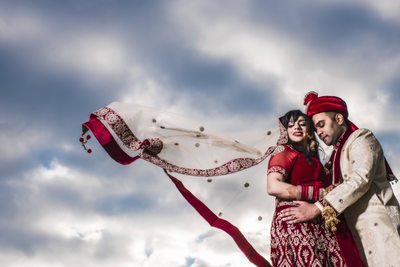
[79,134,92,153]
[303,91,318,105]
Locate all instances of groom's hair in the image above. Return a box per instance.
[325,111,350,127]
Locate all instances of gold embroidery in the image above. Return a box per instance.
[267,166,288,178]
[321,191,340,232]
[271,202,346,266]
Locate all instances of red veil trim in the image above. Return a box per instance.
[82,109,272,267]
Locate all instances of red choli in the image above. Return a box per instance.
[268,145,331,202]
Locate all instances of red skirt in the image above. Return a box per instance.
[270,201,346,267]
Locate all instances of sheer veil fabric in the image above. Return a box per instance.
[81,102,290,266]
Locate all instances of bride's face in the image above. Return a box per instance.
[287,116,309,146]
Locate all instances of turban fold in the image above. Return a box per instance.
[304,91,348,118]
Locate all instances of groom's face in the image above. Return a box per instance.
[312,112,343,146]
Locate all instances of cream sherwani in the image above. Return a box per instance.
[325,128,400,267]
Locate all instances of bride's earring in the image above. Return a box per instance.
[308,134,317,151]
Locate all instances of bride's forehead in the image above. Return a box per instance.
[289,115,306,122]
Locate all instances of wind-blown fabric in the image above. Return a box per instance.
[81,102,282,267]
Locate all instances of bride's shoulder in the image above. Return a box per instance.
[271,144,297,157]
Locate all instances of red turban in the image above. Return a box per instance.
[304,91,348,118]
[302,91,396,183]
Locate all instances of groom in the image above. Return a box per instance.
[281,92,400,266]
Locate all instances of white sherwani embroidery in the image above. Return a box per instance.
[325,128,400,267]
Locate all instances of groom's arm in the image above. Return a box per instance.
[282,129,380,224]
[324,130,378,214]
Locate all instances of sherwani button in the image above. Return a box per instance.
[374,223,378,226]
[339,199,343,203]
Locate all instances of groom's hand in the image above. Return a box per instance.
[280,201,321,223]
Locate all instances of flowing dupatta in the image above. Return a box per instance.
[81,102,289,267]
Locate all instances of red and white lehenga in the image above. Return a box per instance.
[80,102,364,267]
[268,145,346,266]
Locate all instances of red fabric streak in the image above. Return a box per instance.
[82,116,271,267]
[334,216,367,267]
[83,117,140,165]
[329,128,354,184]
[164,170,271,267]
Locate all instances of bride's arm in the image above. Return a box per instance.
[267,172,297,199]
[267,173,328,201]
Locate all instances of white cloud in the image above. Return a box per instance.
[0,8,45,42]
[0,124,47,162]
[170,0,400,132]
[2,157,271,267]
[0,5,129,80]
[48,34,129,79]
[349,0,400,22]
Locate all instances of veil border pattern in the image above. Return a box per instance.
[82,105,274,267]
[89,106,279,177]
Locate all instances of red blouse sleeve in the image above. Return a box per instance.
[267,146,297,179]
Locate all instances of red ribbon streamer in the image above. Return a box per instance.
[83,116,271,267]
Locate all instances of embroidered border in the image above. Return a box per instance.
[267,166,288,178]
[276,121,288,145]
[93,107,143,150]
[141,147,274,177]
[93,107,278,177]
[270,145,285,156]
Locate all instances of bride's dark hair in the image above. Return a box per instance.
[279,109,319,163]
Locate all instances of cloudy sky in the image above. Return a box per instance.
[1,0,400,266]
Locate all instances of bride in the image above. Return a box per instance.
[266,110,364,266]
